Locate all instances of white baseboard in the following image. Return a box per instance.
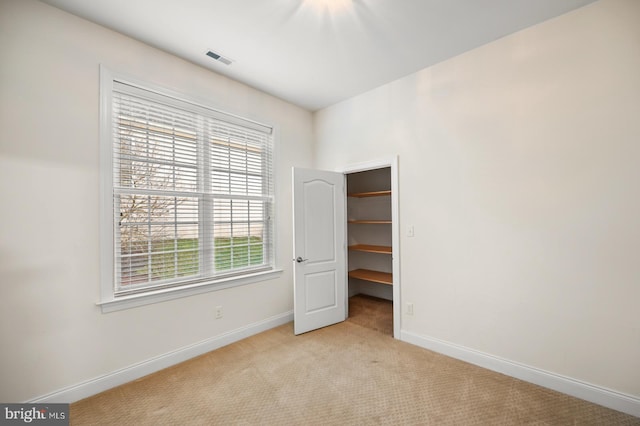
[29,311,293,404]
[400,330,640,418]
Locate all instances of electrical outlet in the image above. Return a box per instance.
[406,302,414,316]
[215,306,223,319]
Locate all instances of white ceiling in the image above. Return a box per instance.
[40,0,597,111]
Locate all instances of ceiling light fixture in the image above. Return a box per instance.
[304,0,352,14]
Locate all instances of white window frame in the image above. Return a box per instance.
[98,66,281,313]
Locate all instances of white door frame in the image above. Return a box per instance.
[342,156,400,338]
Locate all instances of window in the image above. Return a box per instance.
[99,68,279,312]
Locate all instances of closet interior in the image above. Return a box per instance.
[346,167,393,329]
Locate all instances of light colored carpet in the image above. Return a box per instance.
[71,295,639,425]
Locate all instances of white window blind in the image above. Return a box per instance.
[111,81,274,296]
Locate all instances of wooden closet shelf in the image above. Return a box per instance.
[348,269,392,285]
[348,190,391,198]
[348,220,392,224]
[348,244,391,254]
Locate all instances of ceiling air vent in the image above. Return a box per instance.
[206,50,233,66]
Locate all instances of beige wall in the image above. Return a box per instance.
[314,0,640,397]
[0,0,313,401]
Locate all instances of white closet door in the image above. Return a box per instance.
[292,167,346,335]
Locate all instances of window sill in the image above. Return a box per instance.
[97,268,283,313]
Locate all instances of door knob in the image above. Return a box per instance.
[295,257,308,263]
